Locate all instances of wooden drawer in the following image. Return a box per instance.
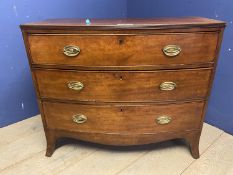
[43,101,204,134]
[35,69,212,102]
[28,33,218,67]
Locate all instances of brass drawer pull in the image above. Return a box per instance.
[160,81,176,91]
[163,45,181,57]
[156,115,172,125]
[67,81,84,91]
[72,114,87,124]
[63,45,80,57]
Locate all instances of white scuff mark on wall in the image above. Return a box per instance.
[26,15,30,18]
[13,4,18,17]
[228,48,232,52]
[13,4,18,16]
[214,10,218,18]
[21,102,24,110]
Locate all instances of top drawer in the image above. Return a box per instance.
[28,33,218,68]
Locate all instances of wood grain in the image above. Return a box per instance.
[28,33,218,67]
[0,116,42,146]
[182,133,233,175]
[20,17,225,158]
[35,69,212,102]
[0,116,228,175]
[117,124,224,175]
[20,17,226,30]
[0,131,45,171]
[43,101,204,134]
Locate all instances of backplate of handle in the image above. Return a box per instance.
[160,81,177,91]
[67,81,84,91]
[63,45,80,57]
[72,114,87,124]
[163,45,181,57]
[156,115,172,125]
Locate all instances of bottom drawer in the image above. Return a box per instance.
[42,101,204,134]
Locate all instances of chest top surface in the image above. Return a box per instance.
[20,17,225,30]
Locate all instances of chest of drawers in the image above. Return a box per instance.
[20,17,225,159]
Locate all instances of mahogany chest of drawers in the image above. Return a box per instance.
[20,17,225,159]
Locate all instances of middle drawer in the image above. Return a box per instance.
[35,69,211,102]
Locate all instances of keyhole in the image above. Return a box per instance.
[119,38,124,45]
[120,108,123,112]
[114,73,123,80]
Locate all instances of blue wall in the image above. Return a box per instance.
[128,0,233,134]
[0,0,126,127]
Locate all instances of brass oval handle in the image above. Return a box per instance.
[156,115,172,125]
[160,81,176,91]
[63,45,80,57]
[72,114,87,124]
[163,45,181,57]
[67,81,84,91]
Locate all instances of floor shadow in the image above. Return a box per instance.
[56,137,190,153]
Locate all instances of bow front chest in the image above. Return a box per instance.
[20,17,225,158]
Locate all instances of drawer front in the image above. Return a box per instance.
[35,69,212,102]
[43,101,204,134]
[28,33,218,67]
